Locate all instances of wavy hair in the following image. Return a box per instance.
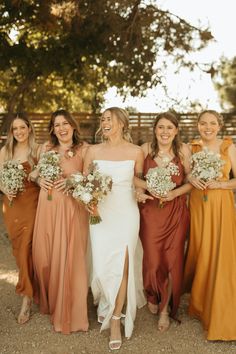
[4,113,38,167]
[95,107,132,143]
[150,112,182,159]
[48,109,81,148]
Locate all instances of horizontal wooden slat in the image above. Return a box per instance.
[0,112,236,145]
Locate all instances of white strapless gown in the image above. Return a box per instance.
[89,160,146,338]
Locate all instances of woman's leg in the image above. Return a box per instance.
[109,249,129,349]
[158,273,172,332]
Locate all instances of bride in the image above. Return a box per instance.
[83,107,148,350]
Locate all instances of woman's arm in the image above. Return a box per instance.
[207,142,236,190]
[134,147,153,203]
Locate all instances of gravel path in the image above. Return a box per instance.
[0,197,236,354]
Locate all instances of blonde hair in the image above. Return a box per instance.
[197,110,224,126]
[4,113,38,167]
[96,107,132,143]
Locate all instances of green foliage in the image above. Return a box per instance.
[214,57,236,111]
[0,0,213,114]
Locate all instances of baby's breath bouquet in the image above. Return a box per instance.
[37,151,62,200]
[0,160,26,206]
[190,147,225,201]
[67,162,112,224]
[146,157,180,208]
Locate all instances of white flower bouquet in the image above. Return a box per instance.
[37,151,62,200]
[190,147,225,201]
[146,157,180,207]
[67,162,113,224]
[0,160,26,206]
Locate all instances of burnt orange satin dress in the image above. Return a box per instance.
[2,161,40,298]
[33,146,89,334]
[139,155,189,317]
[184,138,236,340]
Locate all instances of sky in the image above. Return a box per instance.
[104,0,236,112]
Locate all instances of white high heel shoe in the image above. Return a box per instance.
[109,314,125,351]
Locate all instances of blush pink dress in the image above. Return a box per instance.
[33,145,89,334]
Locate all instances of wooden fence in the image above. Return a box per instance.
[1,112,236,145]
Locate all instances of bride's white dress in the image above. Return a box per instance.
[90,160,146,338]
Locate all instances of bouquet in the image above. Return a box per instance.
[190,147,225,201]
[146,157,180,208]
[67,163,112,224]
[37,151,62,200]
[0,160,26,206]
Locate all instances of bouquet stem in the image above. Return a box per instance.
[47,188,52,201]
[203,188,208,202]
[158,200,164,208]
[89,205,102,225]
[9,199,13,207]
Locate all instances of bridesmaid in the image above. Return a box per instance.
[135,112,191,331]
[184,110,236,340]
[32,109,89,334]
[0,113,40,324]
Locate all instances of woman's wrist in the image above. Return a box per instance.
[35,176,41,186]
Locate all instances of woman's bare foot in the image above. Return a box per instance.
[147,301,158,314]
[17,296,31,324]
[157,311,170,332]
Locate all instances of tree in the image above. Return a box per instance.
[0,0,213,117]
[214,57,236,111]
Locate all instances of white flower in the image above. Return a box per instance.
[80,192,93,203]
[67,151,74,158]
[18,164,24,170]
[190,147,225,182]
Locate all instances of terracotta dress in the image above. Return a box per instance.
[184,138,236,340]
[139,154,189,317]
[2,161,40,298]
[33,146,89,334]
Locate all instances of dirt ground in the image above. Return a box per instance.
[1,199,236,354]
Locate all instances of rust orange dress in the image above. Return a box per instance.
[184,138,236,340]
[33,146,89,334]
[139,154,189,318]
[2,161,40,298]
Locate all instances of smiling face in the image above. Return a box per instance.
[12,118,31,144]
[155,117,178,147]
[197,112,221,142]
[53,115,74,145]
[100,110,124,139]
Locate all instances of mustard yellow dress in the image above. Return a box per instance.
[184,137,236,340]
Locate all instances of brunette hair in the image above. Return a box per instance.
[150,111,182,159]
[4,113,38,167]
[48,109,81,147]
[197,109,224,126]
[96,107,132,142]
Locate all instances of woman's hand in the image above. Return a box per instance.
[136,191,154,203]
[6,192,16,202]
[38,177,53,192]
[206,180,223,189]
[160,190,177,202]
[188,175,207,190]
[54,178,68,192]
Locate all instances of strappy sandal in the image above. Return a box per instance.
[17,297,31,325]
[157,311,170,332]
[109,314,123,351]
